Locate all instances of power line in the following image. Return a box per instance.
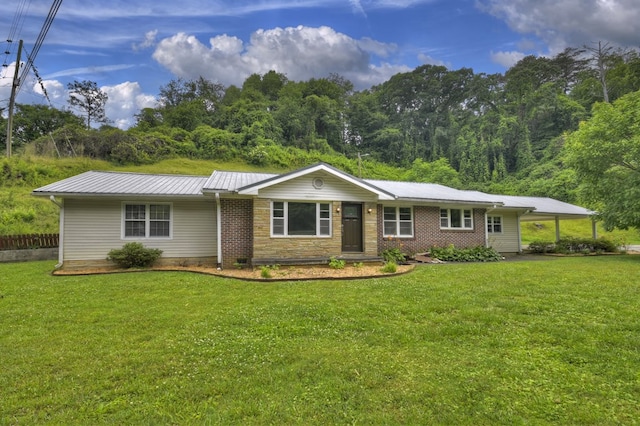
[1,0,32,76]
[17,0,64,95]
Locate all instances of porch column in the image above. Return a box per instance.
[555,216,560,242]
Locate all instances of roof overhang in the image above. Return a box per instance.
[32,191,206,199]
[396,197,503,207]
[519,212,594,222]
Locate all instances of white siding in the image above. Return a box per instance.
[487,211,520,253]
[258,171,378,202]
[63,198,216,261]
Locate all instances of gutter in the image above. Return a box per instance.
[215,193,222,269]
[49,196,64,268]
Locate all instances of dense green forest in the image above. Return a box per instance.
[2,45,640,216]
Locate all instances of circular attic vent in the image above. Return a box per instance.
[312,177,324,189]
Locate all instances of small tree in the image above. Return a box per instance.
[67,80,109,129]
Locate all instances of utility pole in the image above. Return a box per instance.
[6,39,23,158]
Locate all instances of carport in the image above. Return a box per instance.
[491,195,595,251]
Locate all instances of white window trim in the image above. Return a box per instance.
[383,206,414,238]
[270,201,332,238]
[440,208,474,230]
[487,215,503,234]
[121,202,173,240]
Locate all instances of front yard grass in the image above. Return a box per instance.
[1,257,639,424]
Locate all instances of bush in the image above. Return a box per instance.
[429,245,502,262]
[528,237,618,254]
[328,256,346,269]
[107,242,162,268]
[555,237,618,254]
[381,261,398,273]
[528,240,555,254]
[260,266,272,279]
[381,247,406,264]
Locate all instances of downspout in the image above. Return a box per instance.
[215,193,222,269]
[49,196,64,269]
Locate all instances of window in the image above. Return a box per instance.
[271,201,331,237]
[123,203,171,238]
[383,206,413,237]
[487,216,503,233]
[440,208,473,229]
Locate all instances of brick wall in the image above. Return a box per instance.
[378,205,486,255]
[221,198,253,269]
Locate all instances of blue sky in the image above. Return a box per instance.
[1,0,638,128]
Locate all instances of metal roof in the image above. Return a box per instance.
[365,179,504,205]
[490,195,594,218]
[32,171,209,197]
[202,170,277,192]
[31,167,593,219]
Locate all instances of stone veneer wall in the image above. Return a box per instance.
[252,199,379,261]
[221,198,253,269]
[361,202,379,257]
[377,206,487,255]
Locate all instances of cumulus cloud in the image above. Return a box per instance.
[490,50,526,68]
[103,82,157,129]
[152,25,410,90]
[477,0,640,54]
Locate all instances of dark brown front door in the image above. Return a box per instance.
[342,203,363,252]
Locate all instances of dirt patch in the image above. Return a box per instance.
[53,262,416,281]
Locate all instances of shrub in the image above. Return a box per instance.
[381,247,406,264]
[381,261,398,273]
[528,237,618,255]
[107,242,162,268]
[429,245,502,262]
[260,266,272,279]
[528,240,555,254]
[328,256,346,269]
[555,237,618,254]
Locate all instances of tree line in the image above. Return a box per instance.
[1,44,639,207]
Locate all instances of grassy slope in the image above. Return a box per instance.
[521,219,639,246]
[1,257,639,424]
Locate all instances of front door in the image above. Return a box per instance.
[342,203,363,252]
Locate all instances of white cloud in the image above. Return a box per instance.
[133,30,158,51]
[35,80,66,103]
[103,81,157,129]
[477,0,640,54]
[152,25,409,90]
[44,65,137,80]
[490,50,526,68]
[417,53,447,67]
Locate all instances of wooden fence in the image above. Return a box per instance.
[0,234,59,251]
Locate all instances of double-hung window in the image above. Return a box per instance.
[440,208,473,230]
[486,216,503,233]
[123,203,171,238]
[383,206,413,237]
[272,201,331,237]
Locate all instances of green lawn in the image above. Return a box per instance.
[2,257,640,424]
